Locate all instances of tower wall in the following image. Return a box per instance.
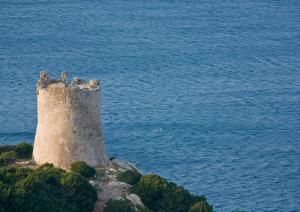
[33,73,107,169]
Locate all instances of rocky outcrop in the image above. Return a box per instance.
[91,159,145,212]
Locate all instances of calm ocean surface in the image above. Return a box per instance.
[0,0,300,211]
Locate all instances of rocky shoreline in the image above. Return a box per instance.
[92,159,145,211]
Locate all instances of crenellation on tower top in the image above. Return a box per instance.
[37,71,50,89]
[60,71,68,84]
[71,76,85,86]
[37,71,100,93]
[88,79,100,89]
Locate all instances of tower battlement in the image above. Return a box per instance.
[37,71,100,91]
[33,71,107,169]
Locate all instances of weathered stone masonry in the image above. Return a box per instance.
[33,71,107,169]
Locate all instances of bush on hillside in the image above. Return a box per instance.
[104,199,135,212]
[189,201,213,212]
[0,164,97,212]
[60,172,98,212]
[131,174,213,212]
[0,143,33,163]
[117,169,142,185]
[15,143,33,159]
[0,145,15,154]
[0,151,17,165]
[70,161,96,178]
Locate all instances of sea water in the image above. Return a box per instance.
[0,0,299,211]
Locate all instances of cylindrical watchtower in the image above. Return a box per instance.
[33,71,107,169]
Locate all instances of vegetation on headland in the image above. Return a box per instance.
[0,142,32,165]
[0,144,213,212]
[131,174,212,212]
[117,169,142,185]
[0,144,97,212]
[104,199,136,212]
[70,161,96,178]
[0,164,97,212]
[111,166,213,212]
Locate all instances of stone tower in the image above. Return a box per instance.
[33,71,107,169]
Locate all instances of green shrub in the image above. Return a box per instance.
[117,169,142,185]
[13,166,72,212]
[131,174,167,211]
[70,161,96,178]
[104,199,135,212]
[15,143,33,159]
[0,143,33,162]
[0,181,12,212]
[0,151,17,165]
[60,172,98,212]
[0,164,97,212]
[0,166,32,185]
[38,163,55,169]
[189,201,213,212]
[0,145,15,154]
[131,174,213,212]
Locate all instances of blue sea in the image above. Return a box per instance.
[0,0,300,211]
